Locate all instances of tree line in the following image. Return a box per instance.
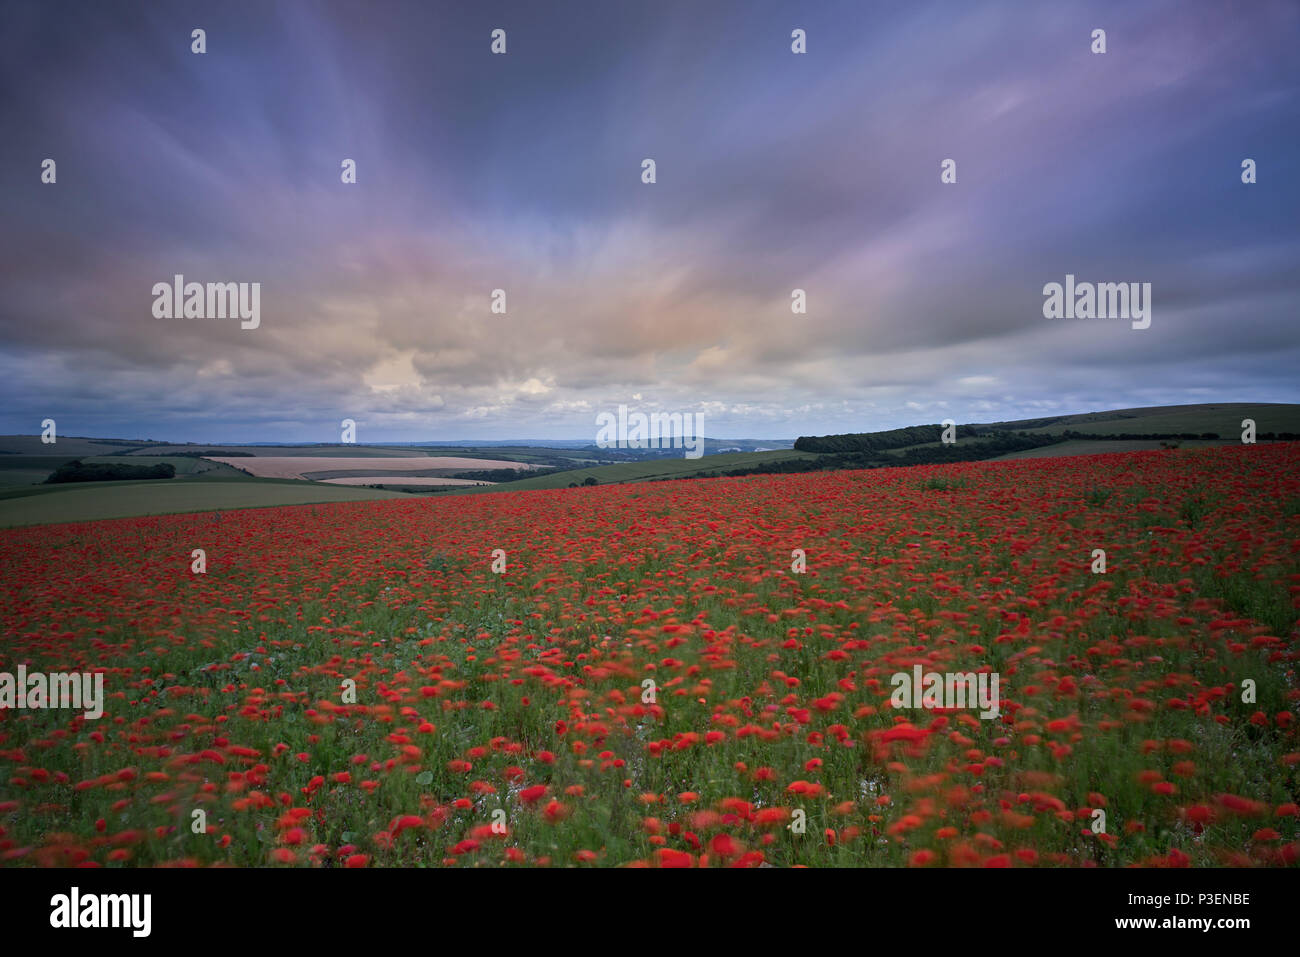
[45,460,176,484]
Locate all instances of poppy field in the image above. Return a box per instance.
[1,444,1297,868]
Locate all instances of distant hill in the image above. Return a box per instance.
[795,403,1300,452]
[444,402,1300,494]
[0,435,155,457]
[1,404,1296,520]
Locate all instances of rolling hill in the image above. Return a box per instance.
[0,403,1294,523]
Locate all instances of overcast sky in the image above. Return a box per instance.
[1,0,1297,443]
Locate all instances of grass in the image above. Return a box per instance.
[1179,493,1220,529]
[1015,403,1300,438]
[80,455,249,477]
[0,455,81,486]
[1084,487,1114,507]
[0,479,408,527]
[444,450,817,493]
[995,439,1230,460]
[0,469,63,487]
[121,445,436,458]
[0,436,151,456]
[0,454,249,487]
[0,445,1296,868]
[917,475,969,491]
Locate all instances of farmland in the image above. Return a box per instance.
[0,442,538,526]
[209,456,538,481]
[446,449,816,493]
[318,477,492,487]
[0,480,407,528]
[2,406,1295,525]
[0,444,1297,868]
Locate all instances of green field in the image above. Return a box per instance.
[81,455,250,477]
[0,436,149,456]
[993,438,1233,460]
[0,453,251,486]
[120,445,593,462]
[122,444,430,458]
[792,403,1300,464]
[0,456,79,485]
[444,449,816,493]
[0,479,407,527]
[0,469,62,487]
[2,404,1294,521]
[1011,403,1300,437]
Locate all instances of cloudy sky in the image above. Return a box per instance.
[2,0,1297,443]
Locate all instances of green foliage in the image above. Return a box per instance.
[1085,487,1113,507]
[451,467,556,483]
[917,475,969,491]
[1179,494,1219,528]
[795,423,954,453]
[44,459,176,484]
